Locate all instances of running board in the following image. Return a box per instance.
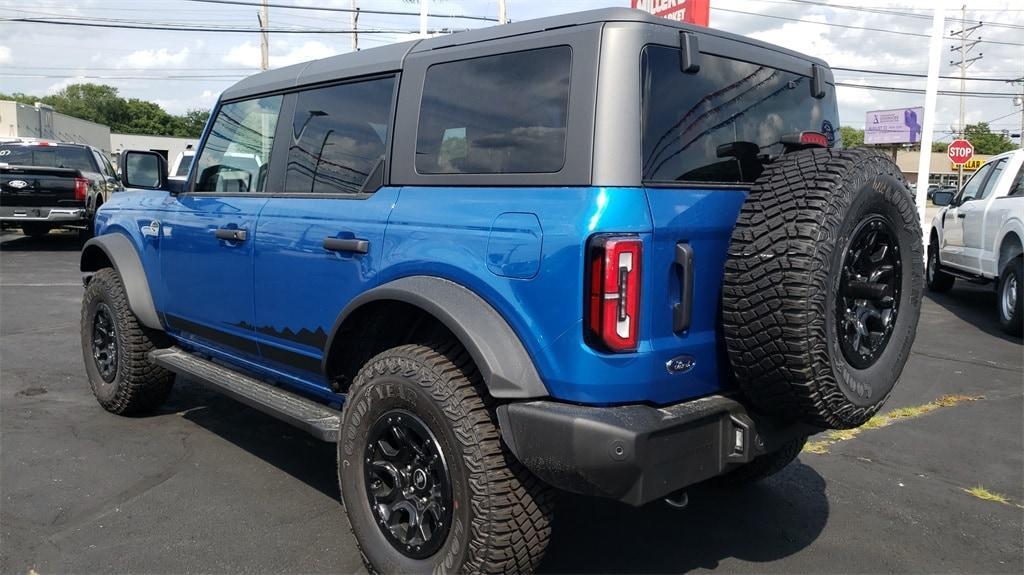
[149,347,341,442]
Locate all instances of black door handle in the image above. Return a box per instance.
[215,228,247,241]
[672,242,694,332]
[957,213,966,219]
[323,237,369,254]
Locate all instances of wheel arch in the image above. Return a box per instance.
[998,231,1023,273]
[322,276,548,399]
[80,233,162,330]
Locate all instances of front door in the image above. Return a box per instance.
[252,76,397,396]
[942,161,994,269]
[159,95,283,362]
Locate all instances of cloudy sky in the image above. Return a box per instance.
[1,0,1022,144]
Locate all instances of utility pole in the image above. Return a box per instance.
[420,0,428,38]
[258,0,269,70]
[351,0,359,52]
[917,1,946,242]
[498,0,507,24]
[949,5,982,189]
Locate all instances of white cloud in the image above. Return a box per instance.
[122,47,190,69]
[154,89,220,115]
[0,45,11,64]
[46,76,87,95]
[222,41,338,69]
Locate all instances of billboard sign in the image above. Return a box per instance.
[631,0,710,26]
[864,107,924,145]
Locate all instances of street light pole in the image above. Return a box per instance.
[259,0,269,70]
[916,1,947,245]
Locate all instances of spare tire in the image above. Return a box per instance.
[723,148,923,429]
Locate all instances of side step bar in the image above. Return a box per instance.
[149,347,341,442]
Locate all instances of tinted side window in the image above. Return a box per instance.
[1009,163,1024,196]
[194,95,281,194]
[415,46,571,175]
[957,162,994,203]
[285,76,395,195]
[977,158,1007,200]
[642,45,840,184]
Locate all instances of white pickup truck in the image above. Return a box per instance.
[929,149,1024,335]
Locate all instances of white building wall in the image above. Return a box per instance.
[0,100,111,154]
[110,133,199,166]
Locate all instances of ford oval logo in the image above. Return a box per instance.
[666,355,696,374]
[8,180,29,189]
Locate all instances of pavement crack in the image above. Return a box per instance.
[910,349,1022,373]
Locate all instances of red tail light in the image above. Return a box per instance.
[586,235,642,352]
[74,177,88,202]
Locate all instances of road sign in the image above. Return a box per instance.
[947,139,974,165]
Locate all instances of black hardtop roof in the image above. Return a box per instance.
[221,7,829,102]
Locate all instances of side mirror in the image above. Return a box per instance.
[932,190,955,206]
[118,150,168,190]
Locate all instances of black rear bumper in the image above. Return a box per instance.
[496,395,818,506]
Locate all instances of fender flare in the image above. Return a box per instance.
[80,234,162,331]
[323,276,548,399]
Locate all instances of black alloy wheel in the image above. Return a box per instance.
[363,409,453,559]
[836,216,902,369]
[92,302,118,383]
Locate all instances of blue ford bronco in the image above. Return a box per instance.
[80,9,923,573]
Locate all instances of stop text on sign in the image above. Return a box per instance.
[947,139,974,165]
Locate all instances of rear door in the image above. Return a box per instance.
[639,44,840,396]
[963,157,1008,271]
[158,95,282,363]
[252,76,398,395]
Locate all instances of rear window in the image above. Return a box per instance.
[641,45,839,185]
[415,46,571,175]
[0,144,96,172]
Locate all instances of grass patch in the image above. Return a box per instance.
[803,440,830,454]
[963,486,1010,505]
[799,394,985,455]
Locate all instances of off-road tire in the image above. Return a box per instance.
[926,239,955,292]
[997,255,1022,336]
[338,341,554,574]
[81,268,174,414]
[21,223,51,238]
[709,436,807,487]
[723,148,924,429]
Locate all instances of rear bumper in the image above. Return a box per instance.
[0,206,87,223]
[497,395,819,506]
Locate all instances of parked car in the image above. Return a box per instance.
[928,149,1024,335]
[79,9,923,573]
[168,149,194,181]
[1,139,122,237]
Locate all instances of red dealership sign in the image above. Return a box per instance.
[631,0,710,26]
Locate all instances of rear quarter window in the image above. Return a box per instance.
[415,46,571,175]
[641,45,839,185]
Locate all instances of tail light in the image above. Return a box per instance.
[74,177,88,201]
[585,235,642,352]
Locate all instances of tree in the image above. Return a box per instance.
[840,126,864,148]
[0,83,210,138]
[931,123,1016,155]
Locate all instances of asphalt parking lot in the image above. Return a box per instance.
[1,229,1021,574]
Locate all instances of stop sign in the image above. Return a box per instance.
[948,139,974,165]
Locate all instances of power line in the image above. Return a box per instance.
[1,17,437,34]
[181,0,498,22]
[712,6,1024,47]
[762,0,1024,31]
[832,67,1019,82]
[834,82,1017,98]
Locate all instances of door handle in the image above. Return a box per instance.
[957,213,966,219]
[215,228,247,241]
[672,242,694,332]
[323,237,369,254]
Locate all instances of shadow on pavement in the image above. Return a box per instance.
[163,380,340,498]
[539,463,829,573]
[0,231,85,252]
[925,283,1021,343]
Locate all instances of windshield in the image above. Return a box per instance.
[641,45,840,185]
[0,144,96,172]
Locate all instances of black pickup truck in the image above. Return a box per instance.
[0,140,122,237]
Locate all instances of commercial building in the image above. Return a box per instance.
[1,100,198,166]
[895,150,994,187]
